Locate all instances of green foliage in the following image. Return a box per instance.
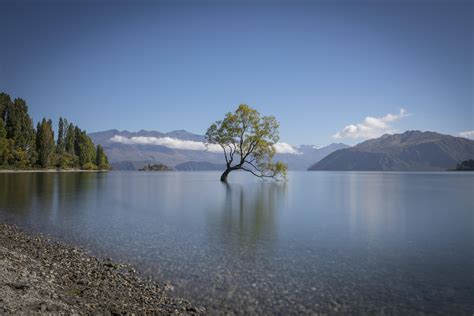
[455,159,474,171]
[96,144,110,170]
[0,120,9,166]
[3,139,15,166]
[76,129,96,166]
[74,126,82,156]
[0,92,10,123]
[6,98,35,150]
[65,123,75,154]
[57,152,79,169]
[11,149,31,169]
[36,118,55,168]
[4,97,36,167]
[0,120,6,140]
[56,117,66,154]
[138,163,170,171]
[0,92,109,170]
[206,104,287,182]
[81,162,98,170]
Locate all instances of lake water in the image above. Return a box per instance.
[0,171,473,314]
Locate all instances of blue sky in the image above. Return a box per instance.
[1,0,472,145]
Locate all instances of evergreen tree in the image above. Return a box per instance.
[77,130,96,167]
[62,118,69,141]
[0,94,9,165]
[65,123,75,154]
[36,118,55,168]
[57,117,65,154]
[5,98,36,167]
[74,126,82,156]
[0,119,8,165]
[6,98,35,150]
[0,92,11,123]
[96,144,109,170]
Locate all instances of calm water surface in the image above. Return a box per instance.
[0,171,473,314]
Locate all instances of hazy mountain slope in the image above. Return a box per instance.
[309,131,474,171]
[276,143,350,170]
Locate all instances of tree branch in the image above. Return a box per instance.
[220,144,229,165]
[228,143,236,164]
[241,167,277,179]
[242,139,257,162]
[244,160,262,173]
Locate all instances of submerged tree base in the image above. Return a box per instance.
[220,168,232,182]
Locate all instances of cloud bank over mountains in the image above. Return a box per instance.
[273,142,301,154]
[110,135,301,154]
[110,135,222,152]
[459,130,474,140]
[333,108,410,139]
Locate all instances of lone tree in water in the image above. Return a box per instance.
[206,104,287,182]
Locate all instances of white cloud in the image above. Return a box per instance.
[459,130,474,139]
[110,135,302,154]
[273,142,301,154]
[110,135,223,152]
[333,108,410,139]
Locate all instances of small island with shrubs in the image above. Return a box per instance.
[138,163,171,171]
[454,159,474,171]
[0,92,110,171]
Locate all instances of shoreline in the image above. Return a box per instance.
[0,169,109,173]
[0,222,203,314]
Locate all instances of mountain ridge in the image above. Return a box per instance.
[309,130,474,171]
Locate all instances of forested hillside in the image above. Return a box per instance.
[0,92,109,170]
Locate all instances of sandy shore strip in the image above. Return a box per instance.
[0,223,204,314]
[0,169,108,173]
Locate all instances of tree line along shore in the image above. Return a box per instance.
[0,92,110,170]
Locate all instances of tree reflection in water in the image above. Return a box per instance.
[209,181,287,254]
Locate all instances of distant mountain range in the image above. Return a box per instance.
[88,129,349,171]
[309,131,474,171]
[90,129,474,172]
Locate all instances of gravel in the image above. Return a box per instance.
[0,223,205,314]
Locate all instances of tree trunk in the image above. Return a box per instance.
[220,167,232,182]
